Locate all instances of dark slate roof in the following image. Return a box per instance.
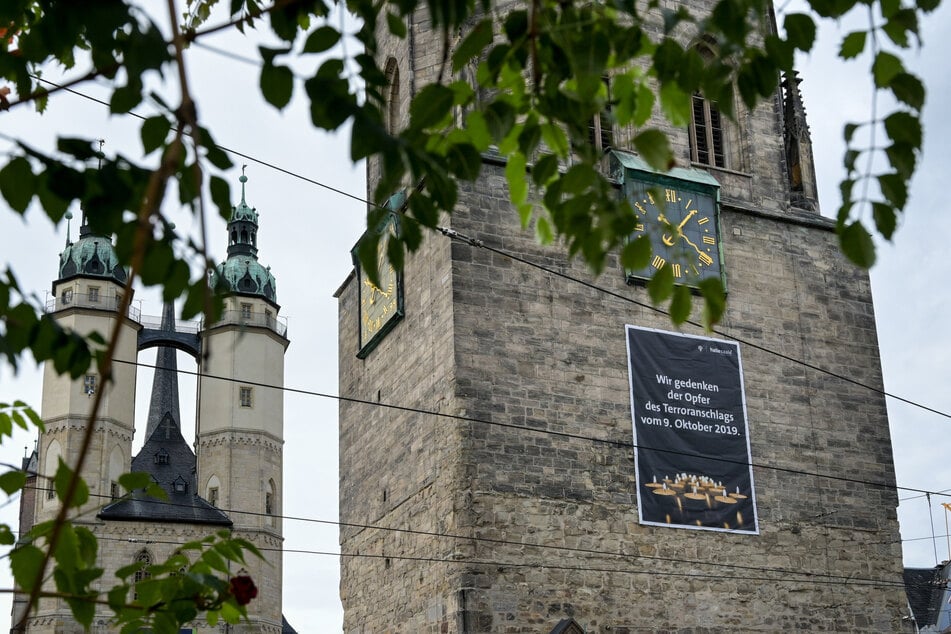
[281,615,297,633]
[550,618,586,634]
[98,414,230,526]
[904,566,944,628]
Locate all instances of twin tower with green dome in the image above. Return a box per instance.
[15,175,293,634]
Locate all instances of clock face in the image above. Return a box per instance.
[355,215,404,358]
[627,182,722,285]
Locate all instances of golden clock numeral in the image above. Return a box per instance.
[665,188,677,203]
[697,217,710,225]
[685,199,693,209]
[671,263,682,277]
[651,255,666,269]
[635,223,644,232]
[646,192,656,205]
[634,202,648,215]
[702,235,716,245]
[698,252,714,266]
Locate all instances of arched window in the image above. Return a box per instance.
[384,57,400,135]
[206,474,221,507]
[44,440,62,504]
[688,37,746,171]
[265,478,277,526]
[133,550,152,600]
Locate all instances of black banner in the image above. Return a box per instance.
[626,326,758,534]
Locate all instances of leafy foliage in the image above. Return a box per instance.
[0,0,939,628]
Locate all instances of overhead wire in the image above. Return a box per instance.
[6,23,950,584]
[7,484,916,591]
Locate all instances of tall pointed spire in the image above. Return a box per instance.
[145,302,181,441]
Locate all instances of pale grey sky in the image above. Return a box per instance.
[0,1,949,630]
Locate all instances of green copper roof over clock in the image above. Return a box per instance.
[212,171,278,303]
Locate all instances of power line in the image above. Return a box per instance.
[9,485,914,591]
[24,67,951,430]
[111,356,951,501]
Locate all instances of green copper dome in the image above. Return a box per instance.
[56,211,128,285]
[213,173,277,303]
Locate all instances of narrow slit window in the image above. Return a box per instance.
[239,386,253,408]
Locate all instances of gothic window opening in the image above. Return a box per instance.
[240,302,252,320]
[384,57,400,135]
[588,77,614,153]
[208,486,219,507]
[110,481,120,500]
[239,386,253,408]
[690,94,726,168]
[84,374,97,396]
[155,449,170,465]
[132,550,152,601]
[88,286,100,303]
[61,289,72,305]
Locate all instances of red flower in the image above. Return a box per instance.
[229,575,258,606]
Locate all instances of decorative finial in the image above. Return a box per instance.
[65,210,73,247]
[239,165,248,206]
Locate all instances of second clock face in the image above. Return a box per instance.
[628,183,722,284]
[355,214,404,358]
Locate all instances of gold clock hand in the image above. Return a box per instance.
[677,209,698,232]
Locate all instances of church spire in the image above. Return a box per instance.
[144,302,181,441]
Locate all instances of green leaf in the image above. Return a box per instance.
[889,73,925,110]
[872,51,903,88]
[621,236,652,271]
[532,154,559,187]
[110,82,142,114]
[843,123,860,143]
[659,83,690,127]
[0,470,26,494]
[141,116,170,156]
[0,157,36,213]
[872,202,897,240]
[536,215,553,244]
[878,172,908,209]
[839,31,867,59]
[210,175,232,221]
[633,129,673,171]
[119,471,152,492]
[783,14,816,51]
[506,153,529,226]
[452,19,493,73]
[647,263,674,303]
[885,142,917,179]
[10,544,45,591]
[669,285,692,325]
[698,277,727,327]
[386,12,407,38]
[839,221,876,267]
[303,26,342,53]
[260,63,294,110]
[409,84,454,129]
[54,459,89,508]
[883,111,922,147]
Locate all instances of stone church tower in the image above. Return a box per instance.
[14,175,293,633]
[336,2,908,632]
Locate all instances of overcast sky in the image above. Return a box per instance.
[0,1,948,629]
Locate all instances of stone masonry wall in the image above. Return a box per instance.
[338,224,471,633]
[444,161,907,632]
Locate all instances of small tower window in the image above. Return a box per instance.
[588,77,614,152]
[84,374,97,396]
[265,491,273,515]
[240,302,252,320]
[239,386,253,408]
[208,487,219,507]
[173,476,187,493]
[265,309,273,328]
[110,481,120,500]
[154,449,170,465]
[88,286,100,303]
[690,94,726,168]
[61,289,73,306]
